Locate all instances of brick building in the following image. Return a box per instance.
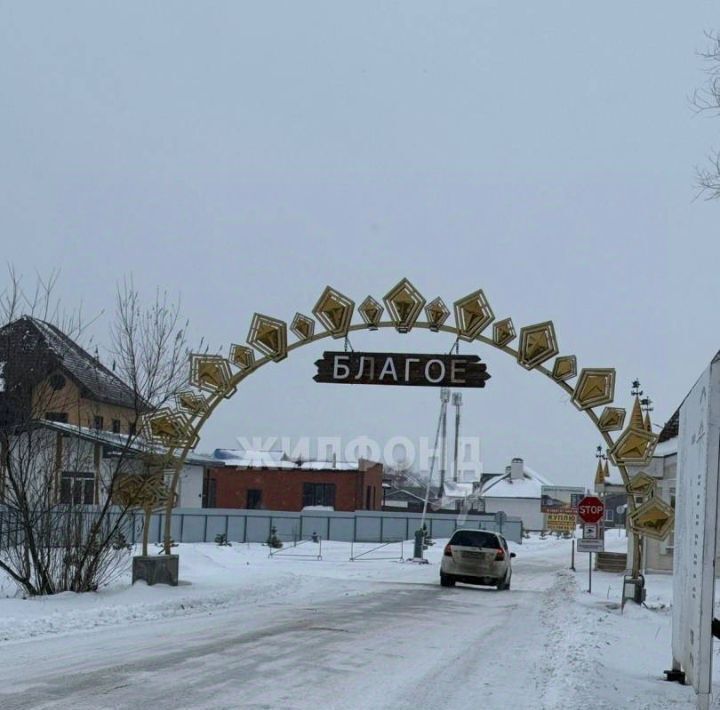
[205,454,384,512]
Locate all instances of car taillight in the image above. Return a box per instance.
[444,544,453,557]
[495,549,505,561]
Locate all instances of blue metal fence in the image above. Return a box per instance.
[0,507,524,548]
[145,508,524,545]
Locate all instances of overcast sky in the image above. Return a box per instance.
[1,1,719,485]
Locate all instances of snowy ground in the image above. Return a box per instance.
[0,532,699,709]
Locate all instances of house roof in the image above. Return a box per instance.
[481,463,552,500]
[36,419,216,467]
[384,488,430,503]
[0,317,138,410]
[658,408,679,443]
[212,448,373,472]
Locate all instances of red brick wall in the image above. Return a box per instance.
[208,461,383,512]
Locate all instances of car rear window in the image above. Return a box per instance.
[449,530,500,548]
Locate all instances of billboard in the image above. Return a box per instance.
[540,486,586,514]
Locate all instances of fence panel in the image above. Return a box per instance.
[271,516,300,541]
[328,516,354,542]
[428,516,456,539]
[0,508,524,548]
[355,517,382,542]
[226,515,245,543]
[204,515,228,542]
[181,515,207,543]
[300,516,330,540]
[380,516,407,541]
[245,515,272,543]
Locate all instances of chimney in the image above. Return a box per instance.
[510,458,524,481]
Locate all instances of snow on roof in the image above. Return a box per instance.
[3,317,139,410]
[481,463,552,500]
[604,468,625,487]
[213,448,286,467]
[653,438,678,458]
[442,481,475,499]
[297,460,358,471]
[213,448,360,471]
[37,420,213,466]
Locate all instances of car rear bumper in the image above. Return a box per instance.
[445,574,501,586]
[441,557,508,582]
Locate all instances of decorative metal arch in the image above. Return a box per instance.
[143,279,658,571]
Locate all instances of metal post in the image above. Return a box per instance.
[588,552,592,594]
[414,528,425,559]
[452,392,462,482]
[439,387,450,492]
[421,389,447,531]
[571,539,575,571]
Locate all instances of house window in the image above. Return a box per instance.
[128,421,137,436]
[302,483,336,508]
[60,471,95,505]
[45,412,68,423]
[111,419,121,434]
[246,489,262,509]
[202,476,217,508]
[93,416,104,430]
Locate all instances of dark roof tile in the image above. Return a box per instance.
[0,316,138,410]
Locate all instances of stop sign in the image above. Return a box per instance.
[577,496,604,523]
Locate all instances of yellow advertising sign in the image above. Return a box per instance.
[546,510,577,533]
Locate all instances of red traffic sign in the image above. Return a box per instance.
[577,496,604,524]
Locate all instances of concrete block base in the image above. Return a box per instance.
[132,555,179,586]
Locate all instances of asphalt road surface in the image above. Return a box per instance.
[0,555,575,710]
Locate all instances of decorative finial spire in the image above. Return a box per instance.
[595,445,607,486]
[594,459,606,486]
[641,396,654,433]
[629,380,645,430]
[630,397,644,430]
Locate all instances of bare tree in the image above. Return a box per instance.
[0,269,189,595]
[694,31,720,199]
[110,277,189,412]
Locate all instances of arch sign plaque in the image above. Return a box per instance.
[136,277,665,581]
[313,352,490,388]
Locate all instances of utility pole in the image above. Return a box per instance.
[629,379,644,579]
[452,392,462,482]
[416,388,450,561]
[439,387,450,491]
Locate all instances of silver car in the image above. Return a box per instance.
[440,529,515,590]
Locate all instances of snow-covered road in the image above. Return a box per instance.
[0,536,696,709]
